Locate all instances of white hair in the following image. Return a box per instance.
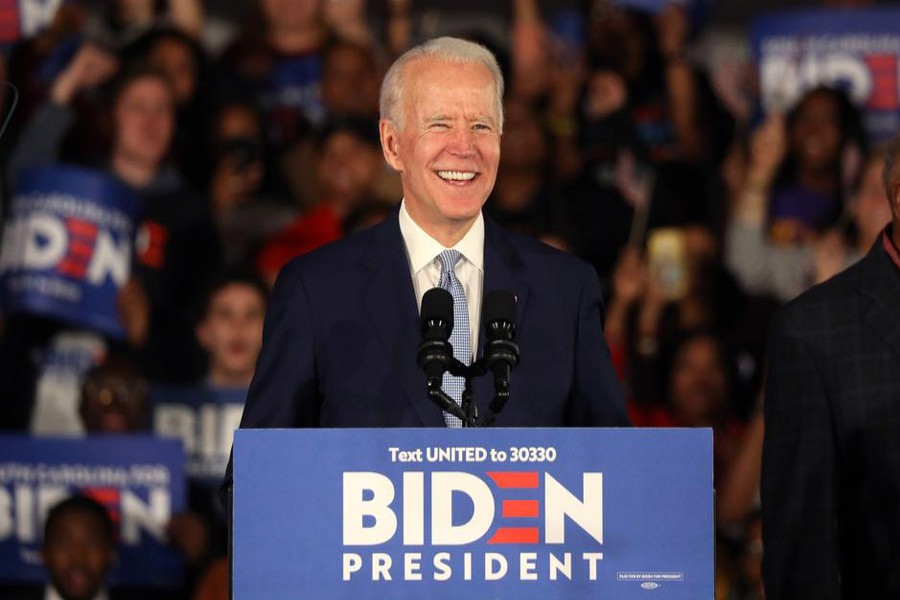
[379,36,505,133]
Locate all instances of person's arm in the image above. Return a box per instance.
[510,0,550,101]
[167,0,205,38]
[656,4,704,162]
[762,307,842,598]
[323,0,375,48]
[717,404,763,524]
[6,44,118,188]
[569,262,631,426]
[723,114,813,301]
[386,0,412,57]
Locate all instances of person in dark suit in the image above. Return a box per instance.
[762,134,900,598]
[223,36,627,491]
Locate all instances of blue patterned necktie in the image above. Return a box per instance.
[437,249,470,427]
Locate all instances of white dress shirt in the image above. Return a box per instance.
[46,585,109,600]
[398,200,484,359]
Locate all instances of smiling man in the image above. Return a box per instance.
[224,37,627,489]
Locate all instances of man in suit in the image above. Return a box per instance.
[763,135,900,597]
[224,37,627,492]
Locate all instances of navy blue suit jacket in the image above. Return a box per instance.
[224,212,627,488]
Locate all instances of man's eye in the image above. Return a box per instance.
[473,123,492,131]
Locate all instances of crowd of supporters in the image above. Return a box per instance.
[0,0,889,598]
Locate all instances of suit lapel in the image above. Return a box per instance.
[474,218,531,420]
[361,214,444,426]
[859,240,900,360]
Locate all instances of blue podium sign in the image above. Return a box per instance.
[233,428,713,599]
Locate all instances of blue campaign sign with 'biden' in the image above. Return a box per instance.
[0,165,139,337]
[0,435,186,588]
[233,428,713,599]
[752,7,900,141]
[151,385,246,487]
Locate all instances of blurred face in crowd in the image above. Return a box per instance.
[851,155,892,246]
[113,0,155,27]
[216,105,265,194]
[196,283,266,386]
[790,90,842,174]
[42,509,114,600]
[380,58,501,243]
[499,98,546,171]
[262,0,321,31]
[317,130,382,214]
[587,3,645,81]
[669,335,727,427]
[80,365,149,433]
[112,75,174,170]
[322,44,380,117]
[146,37,197,108]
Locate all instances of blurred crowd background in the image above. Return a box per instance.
[0,0,896,598]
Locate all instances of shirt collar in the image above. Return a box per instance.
[881,224,900,272]
[47,585,109,600]
[398,200,485,273]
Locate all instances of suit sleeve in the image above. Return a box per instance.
[568,263,630,426]
[762,307,841,599]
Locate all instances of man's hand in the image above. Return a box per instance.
[117,277,150,348]
[50,44,119,106]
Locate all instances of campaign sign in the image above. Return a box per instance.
[233,428,713,599]
[151,385,246,487]
[0,165,139,337]
[752,8,900,141]
[0,435,186,588]
[259,54,325,146]
[0,0,65,42]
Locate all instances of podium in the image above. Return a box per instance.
[233,428,713,599]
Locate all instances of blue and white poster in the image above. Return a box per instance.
[259,54,324,147]
[752,7,900,141]
[234,428,713,599]
[0,435,186,588]
[152,385,246,487]
[0,165,140,337]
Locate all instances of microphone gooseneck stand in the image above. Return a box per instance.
[418,288,519,428]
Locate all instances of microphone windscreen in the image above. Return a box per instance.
[421,287,454,330]
[482,290,516,326]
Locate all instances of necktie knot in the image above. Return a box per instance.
[438,249,462,275]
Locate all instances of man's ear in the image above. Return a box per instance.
[380,119,403,172]
[195,320,210,352]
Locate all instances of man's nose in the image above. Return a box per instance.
[446,127,476,155]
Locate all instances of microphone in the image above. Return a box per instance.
[482,290,519,423]
[417,288,472,425]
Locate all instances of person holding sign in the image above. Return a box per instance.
[763,134,900,597]
[4,43,221,393]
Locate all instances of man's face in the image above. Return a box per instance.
[42,511,114,600]
[196,283,266,383]
[380,58,501,240]
[113,77,174,170]
[80,369,148,433]
[317,131,382,209]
